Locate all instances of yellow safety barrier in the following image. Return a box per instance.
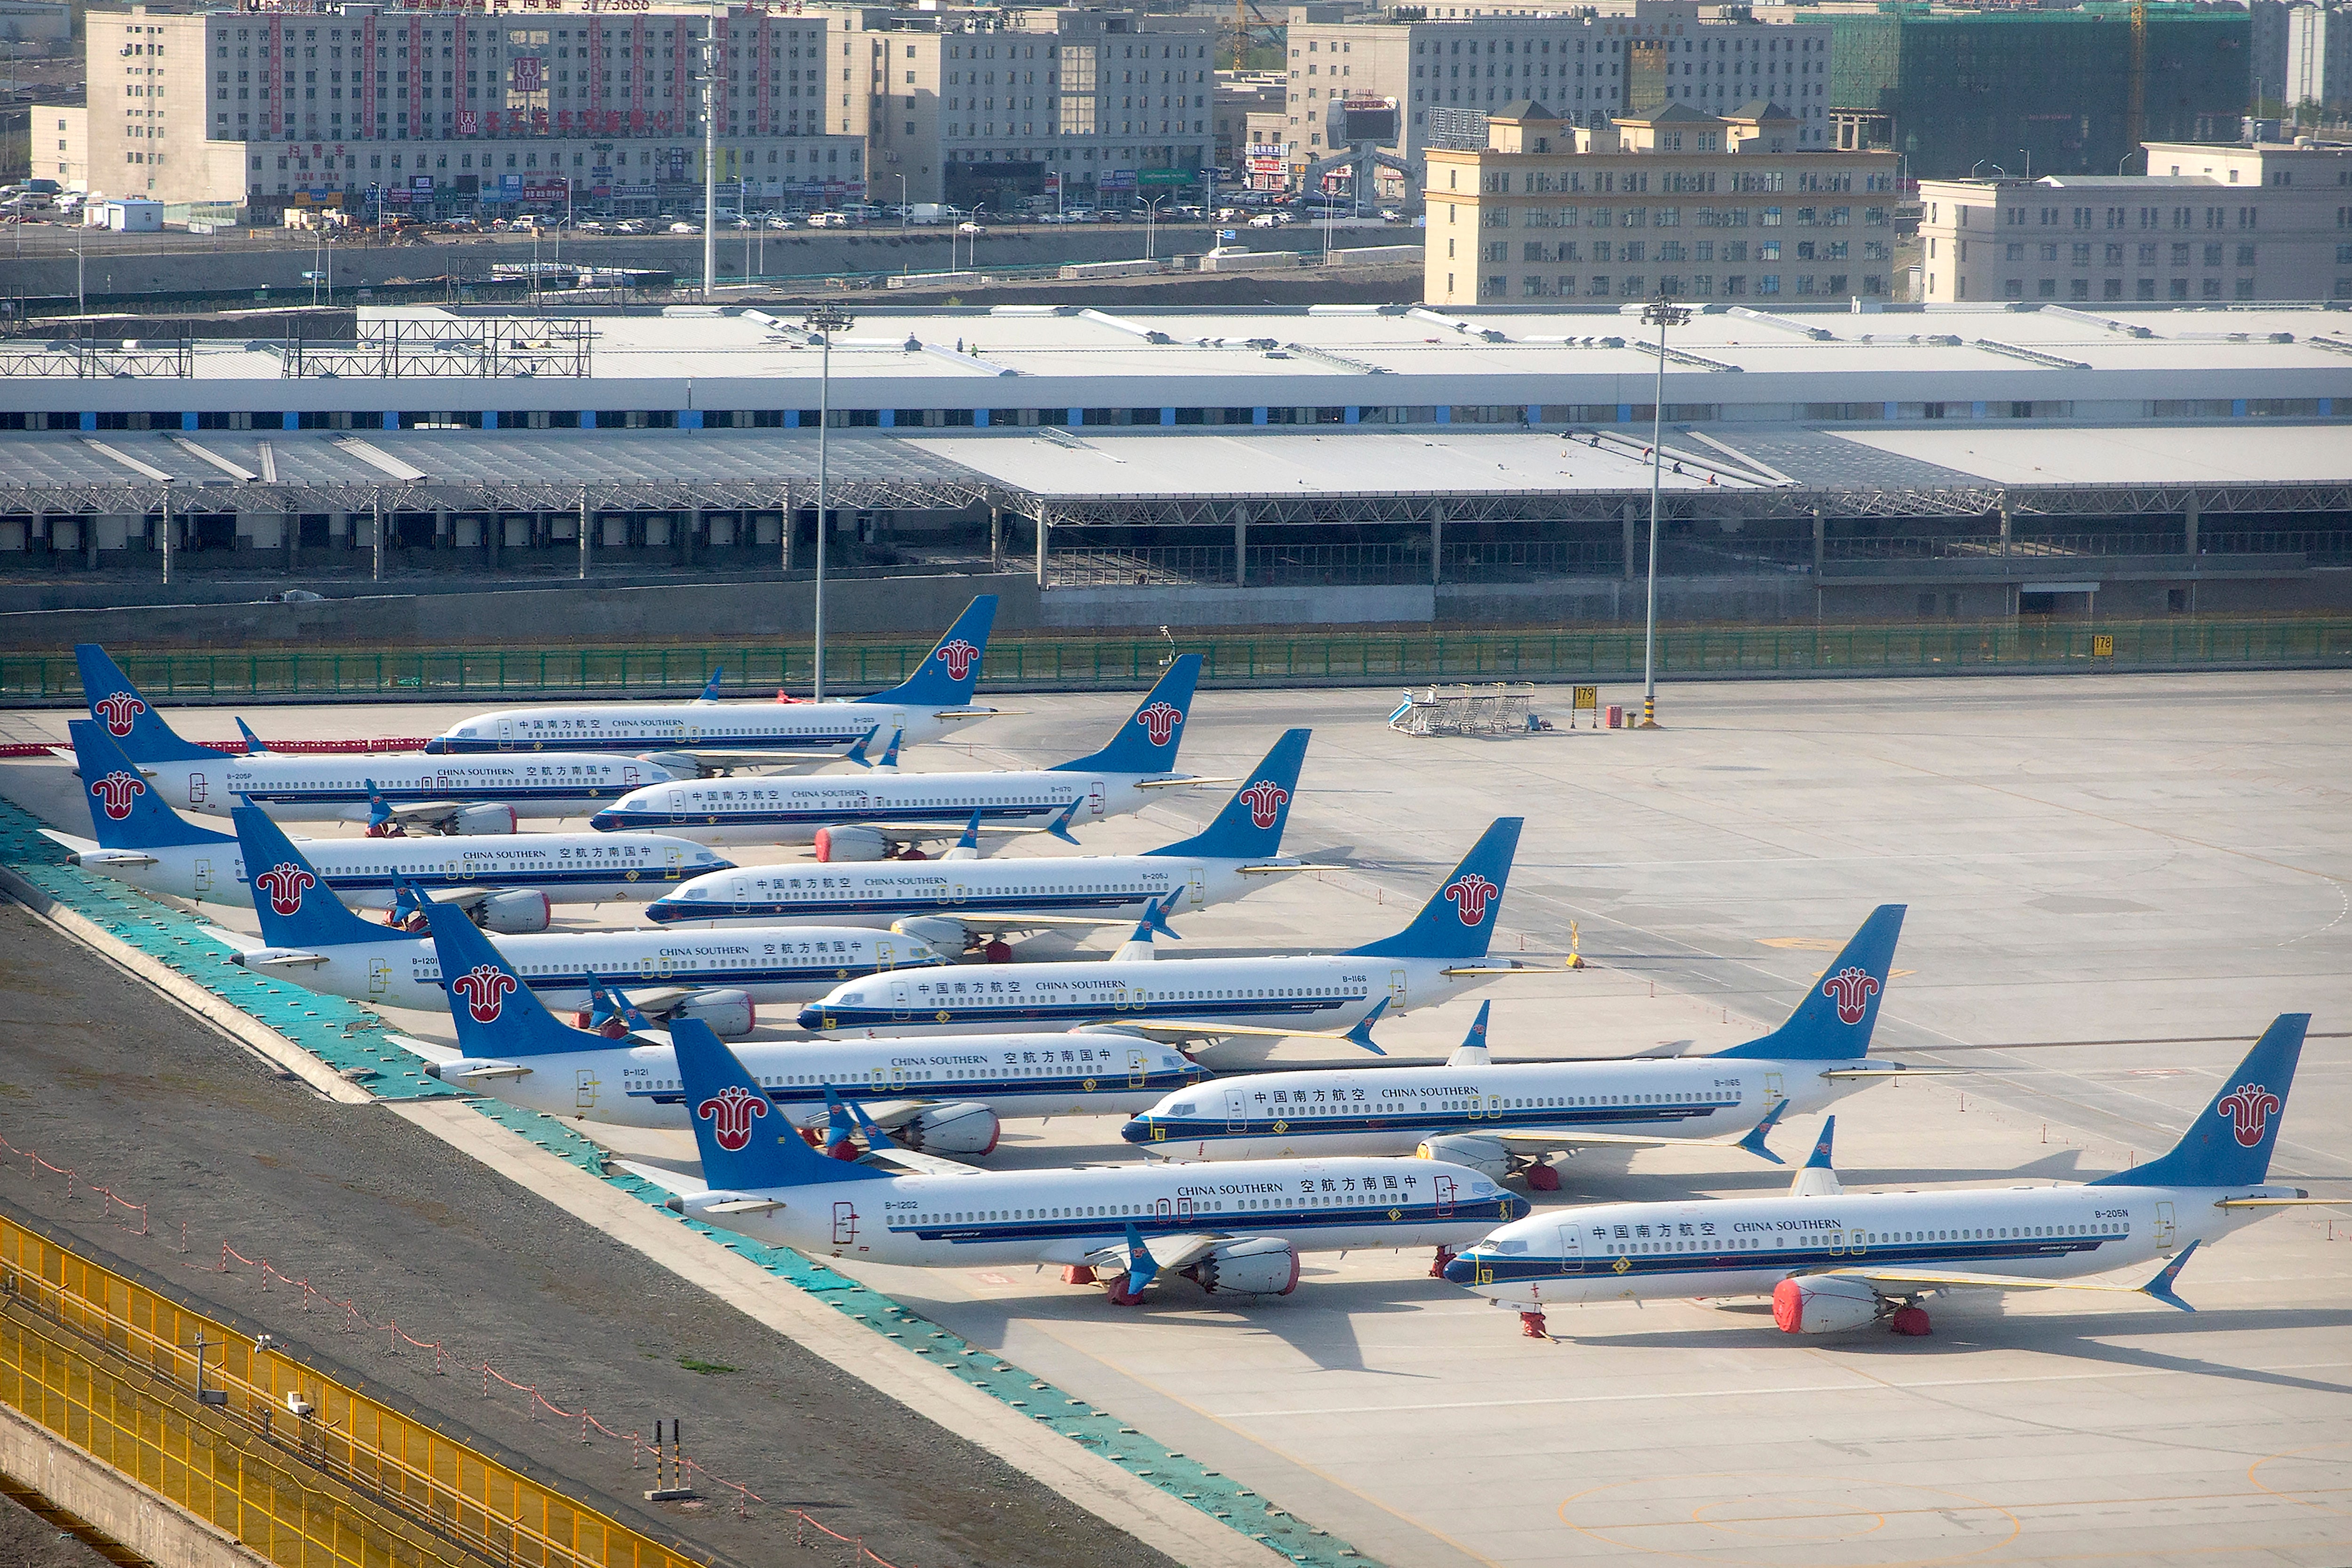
[0,1215,701,1568]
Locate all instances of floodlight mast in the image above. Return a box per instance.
[1638,294,1691,730]
[803,304,853,702]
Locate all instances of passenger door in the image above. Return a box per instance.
[1128,1049,1148,1090]
[1225,1086,1248,1131]
[2154,1201,2177,1249]
[831,1202,859,1246]
[1556,1223,1585,1274]
[889,979,911,1020]
[191,857,213,894]
[575,1069,601,1110]
[1186,865,1207,909]
[1433,1174,1456,1219]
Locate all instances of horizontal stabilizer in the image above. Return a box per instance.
[1133,775,1239,791]
[612,1159,707,1198]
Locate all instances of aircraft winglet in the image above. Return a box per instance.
[1120,1222,1159,1300]
[843,724,887,769]
[1734,1098,1789,1166]
[2142,1239,2201,1313]
[1343,996,1391,1056]
[1045,799,1082,845]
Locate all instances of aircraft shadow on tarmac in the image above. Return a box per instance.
[1541,1305,2352,1397]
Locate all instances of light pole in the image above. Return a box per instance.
[1637,293,1691,730]
[701,0,718,300]
[803,304,851,701]
[895,173,907,233]
[1143,194,1165,260]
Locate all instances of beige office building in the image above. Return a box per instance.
[1281,0,1834,197]
[839,6,1216,211]
[1424,100,1897,306]
[64,1,861,219]
[1915,137,2352,304]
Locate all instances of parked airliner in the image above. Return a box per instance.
[421,596,1002,770]
[1124,907,1937,1183]
[50,721,729,929]
[619,1016,1533,1304]
[398,897,1212,1152]
[1446,1014,2330,1339]
[210,806,942,1029]
[641,729,1312,953]
[798,818,1538,1038]
[71,645,670,826]
[590,655,1220,855]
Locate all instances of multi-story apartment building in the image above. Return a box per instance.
[1915,136,2352,304]
[1214,70,1285,172]
[1423,99,1899,306]
[838,6,1216,212]
[62,1,862,221]
[2285,3,2352,117]
[1280,0,1835,198]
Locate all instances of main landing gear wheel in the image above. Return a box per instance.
[1525,1162,1562,1192]
[1889,1305,1932,1337]
[1430,1247,1457,1279]
[1519,1311,1549,1340]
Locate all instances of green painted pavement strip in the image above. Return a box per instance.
[0,799,458,1099]
[0,802,1375,1567]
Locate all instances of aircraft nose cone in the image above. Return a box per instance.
[1505,1194,1533,1221]
[421,738,446,755]
[1118,1118,1151,1144]
[794,1004,826,1030]
[1441,1253,1482,1286]
[589,809,624,831]
[644,899,682,923]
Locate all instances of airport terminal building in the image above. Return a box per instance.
[0,298,2345,627]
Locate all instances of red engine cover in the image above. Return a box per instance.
[1771,1276,1804,1333]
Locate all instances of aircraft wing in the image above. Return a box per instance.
[386,1033,465,1067]
[1083,1231,1227,1276]
[927,706,1021,720]
[861,1146,982,1178]
[1235,861,1315,876]
[1487,1099,1789,1162]
[1441,960,1575,977]
[198,925,261,954]
[1825,1241,2201,1311]
[381,798,482,829]
[657,747,857,769]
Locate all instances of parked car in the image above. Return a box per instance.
[1247,212,1289,228]
[956,221,987,235]
[667,221,699,234]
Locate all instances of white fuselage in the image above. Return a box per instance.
[1450,1182,2294,1313]
[679,1156,1530,1267]
[437,1032,1209,1128]
[59,831,729,910]
[590,769,1166,847]
[425,700,961,757]
[135,754,670,822]
[231,926,944,1013]
[1125,1054,1855,1160]
[643,854,1287,931]
[800,951,1490,1035]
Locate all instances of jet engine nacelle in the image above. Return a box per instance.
[897,1101,1000,1155]
[890,915,973,950]
[671,988,755,1039]
[1771,1274,1884,1335]
[1182,1237,1299,1297]
[475,889,552,934]
[1415,1134,1513,1183]
[813,826,891,863]
[636,750,707,778]
[450,804,519,836]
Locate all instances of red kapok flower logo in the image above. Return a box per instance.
[95,692,147,737]
[696,1083,769,1152]
[254,862,315,917]
[1136,701,1184,747]
[90,770,146,821]
[1444,873,1497,926]
[1238,780,1289,830]
[451,964,518,1024]
[1821,966,1881,1026]
[934,638,981,681]
[2217,1082,2281,1148]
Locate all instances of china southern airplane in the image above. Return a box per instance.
[798,817,1539,1038]
[70,645,671,827]
[421,595,1002,772]
[641,728,1312,955]
[397,899,1211,1153]
[589,655,1224,856]
[1123,907,1939,1183]
[49,721,730,930]
[1446,1014,2331,1340]
[618,1015,1533,1304]
[209,806,942,1030]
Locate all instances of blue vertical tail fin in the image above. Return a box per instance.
[669,1019,890,1188]
[67,721,232,850]
[1145,729,1309,861]
[863,595,998,709]
[1348,818,1524,961]
[420,898,590,1058]
[1715,906,1906,1062]
[230,805,387,949]
[2091,1015,2308,1189]
[1051,654,1202,776]
[74,645,220,764]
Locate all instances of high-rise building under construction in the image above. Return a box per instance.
[1826,3,2250,180]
